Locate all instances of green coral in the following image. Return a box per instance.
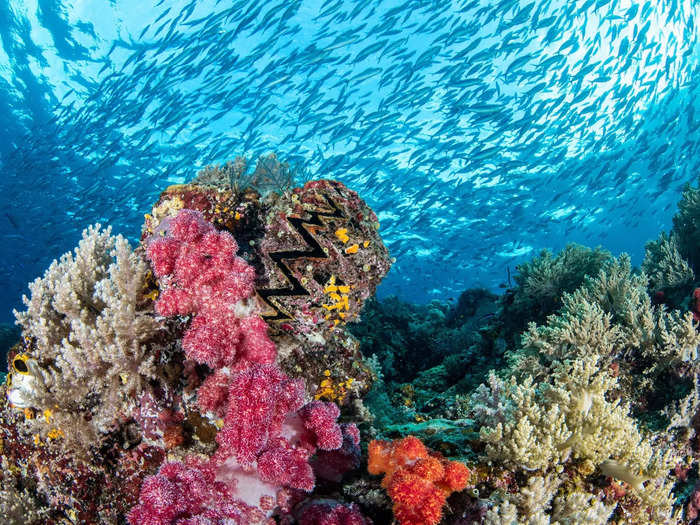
[672,182,700,273]
[465,252,700,522]
[512,255,700,421]
[501,244,612,343]
[642,232,694,301]
[473,356,677,522]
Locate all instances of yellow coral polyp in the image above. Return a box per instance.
[322,277,351,326]
[12,354,30,375]
[345,244,359,254]
[335,228,350,243]
[314,373,354,403]
[47,428,64,440]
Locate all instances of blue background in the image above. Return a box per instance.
[0,0,699,323]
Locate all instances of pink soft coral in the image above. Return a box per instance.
[294,499,371,525]
[141,210,353,521]
[213,364,346,492]
[146,209,275,369]
[216,363,306,467]
[127,456,270,525]
[312,423,362,483]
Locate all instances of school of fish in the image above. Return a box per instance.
[0,0,697,315]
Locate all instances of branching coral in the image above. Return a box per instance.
[514,255,700,418]
[672,182,700,273]
[12,225,163,446]
[483,480,618,524]
[501,243,612,342]
[642,231,694,301]
[473,355,677,521]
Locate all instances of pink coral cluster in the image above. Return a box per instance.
[294,499,371,525]
[128,456,267,525]
[147,209,275,369]
[134,209,361,524]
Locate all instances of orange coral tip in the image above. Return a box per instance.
[410,457,445,482]
[393,435,428,464]
[442,461,471,491]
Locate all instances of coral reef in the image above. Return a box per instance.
[8,166,700,524]
[514,255,700,424]
[472,356,677,521]
[0,158,390,524]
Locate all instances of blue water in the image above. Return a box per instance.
[0,0,699,323]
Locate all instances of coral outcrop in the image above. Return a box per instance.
[0,156,391,524]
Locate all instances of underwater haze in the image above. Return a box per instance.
[0,0,699,322]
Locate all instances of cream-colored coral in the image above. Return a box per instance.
[13,225,163,445]
[516,255,700,380]
[484,476,617,525]
[476,355,676,516]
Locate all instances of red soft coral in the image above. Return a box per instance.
[141,209,354,520]
[213,364,346,492]
[367,436,470,525]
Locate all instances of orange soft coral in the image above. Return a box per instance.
[367,436,470,525]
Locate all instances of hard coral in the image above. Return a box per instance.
[368,436,470,525]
